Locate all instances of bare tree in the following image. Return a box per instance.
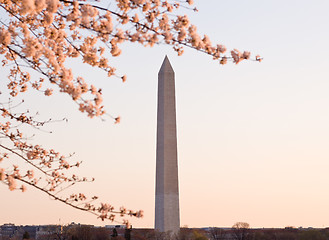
[232,222,250,240]
[209,228,227,240]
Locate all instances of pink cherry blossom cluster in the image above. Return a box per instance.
[0,0,261,120]
[0,101,142,225]
[0,0,261,225]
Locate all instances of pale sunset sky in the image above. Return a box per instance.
[1,0,329,229]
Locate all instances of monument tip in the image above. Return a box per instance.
[159,55,174,73]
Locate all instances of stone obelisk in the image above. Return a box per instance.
[155,56,180,234]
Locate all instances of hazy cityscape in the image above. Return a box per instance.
[2,222,329,240]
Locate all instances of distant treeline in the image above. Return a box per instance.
[2,223,329,240]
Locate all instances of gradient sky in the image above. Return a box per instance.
[1,0,329,229]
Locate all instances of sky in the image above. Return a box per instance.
[1,0,329,229]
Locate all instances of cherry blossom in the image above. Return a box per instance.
[0,0,261,226]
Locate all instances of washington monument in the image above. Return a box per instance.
[155,56,180,234]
